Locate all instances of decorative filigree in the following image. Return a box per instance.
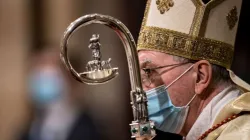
[156,0,174,14]
[138,26,234,68]
[226,6,238,30]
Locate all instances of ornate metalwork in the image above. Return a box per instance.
[85,34,113,72]
[156,0,174,14]
[227,6,238,30]
[60,14,156,139]
[88,34,102,61]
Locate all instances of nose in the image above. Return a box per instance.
[142,82,163,91]
[142,84,151,91]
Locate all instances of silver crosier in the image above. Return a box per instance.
[60,14,156,139]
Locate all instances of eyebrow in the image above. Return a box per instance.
[140,60,158,68]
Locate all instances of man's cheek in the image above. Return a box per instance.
[167,88,183,106]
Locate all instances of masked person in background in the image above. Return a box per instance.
[136,0,250,140]
[21,47,101,140]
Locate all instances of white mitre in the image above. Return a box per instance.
[137,0,250,91]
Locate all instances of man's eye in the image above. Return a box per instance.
[144,68,151,74]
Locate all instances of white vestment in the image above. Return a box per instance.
[186,86,241,140]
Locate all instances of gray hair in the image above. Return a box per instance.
[172,55,233,87]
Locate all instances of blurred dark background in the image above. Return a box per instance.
[0,0,249,140]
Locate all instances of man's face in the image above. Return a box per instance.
[138,50,195,107]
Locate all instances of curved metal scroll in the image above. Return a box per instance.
[60,14,155,138]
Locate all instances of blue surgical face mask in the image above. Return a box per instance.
[146,64,196,134]
[29,69,66,108]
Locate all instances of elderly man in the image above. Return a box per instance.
[137,0,250,139]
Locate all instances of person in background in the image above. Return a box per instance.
[20,47,101,140]
[136,0,250,140]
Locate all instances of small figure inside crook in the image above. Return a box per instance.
[88,34,102,61]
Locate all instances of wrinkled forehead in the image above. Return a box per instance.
[138,50,174,66]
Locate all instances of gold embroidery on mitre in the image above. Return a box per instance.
[138,0,238,68]
[137,26,234,68]
[227,6,238,30]
[156,0,174,14]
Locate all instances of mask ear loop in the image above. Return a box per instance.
[163,64,195,108]
[165,64,194,89]
[185,94,197,108]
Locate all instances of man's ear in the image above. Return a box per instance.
[193,60,212,95]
